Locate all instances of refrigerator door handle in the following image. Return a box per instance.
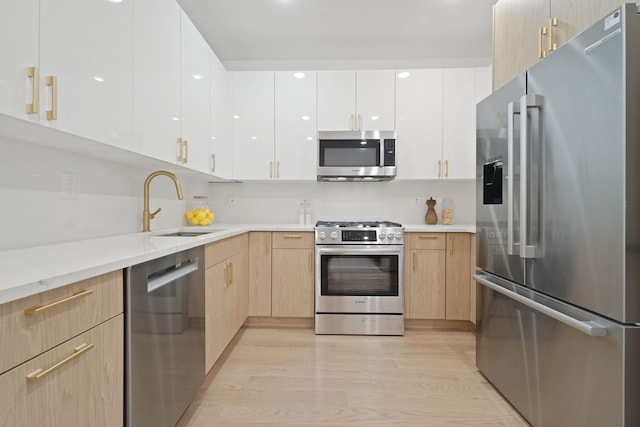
[507,101,520,256]
[473,274,608,337]
[519,94,544,259]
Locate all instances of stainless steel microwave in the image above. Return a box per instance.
[317,130,397,182]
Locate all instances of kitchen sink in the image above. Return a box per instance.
[154,230,226,237]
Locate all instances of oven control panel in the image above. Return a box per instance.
[316,228,403,245]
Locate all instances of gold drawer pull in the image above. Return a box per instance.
[412,252,416,272]
[229,261,233,285]
[418,235,440,239]
[26,343,94,382]
[283,234,303,239]
[24,289,94,315]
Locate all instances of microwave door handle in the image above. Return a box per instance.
[507,101,520,256]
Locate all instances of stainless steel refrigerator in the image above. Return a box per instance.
[475,4,640,426]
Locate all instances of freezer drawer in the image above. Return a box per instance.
[475,273,640,427]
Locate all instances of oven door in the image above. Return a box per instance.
[315,245,404,314]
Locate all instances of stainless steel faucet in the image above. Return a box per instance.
[142,170,183,232]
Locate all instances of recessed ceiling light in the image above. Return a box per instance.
[294,72,305,79]
[398,72,411,79]
[301,115,310,121]
[210,136,216,140]
[170,117,179,121]
[108,0,123,3]
[370,116,379,121]
[306,137,313,141]
[93,76,105,82]
[250,136,257,140]
[233,115,240,119]
[192,74,203,80]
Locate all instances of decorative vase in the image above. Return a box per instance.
[425,197,438,225]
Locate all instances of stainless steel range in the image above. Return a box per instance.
[315,220,404,335]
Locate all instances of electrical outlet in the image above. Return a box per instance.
[61,172,77,199]
[228,195,236,207]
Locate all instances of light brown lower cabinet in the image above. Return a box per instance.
[205,234,249,372]
[248,231,272,316]
[0,314,124,427]
[405,232,472,321]
[271,232,315,318]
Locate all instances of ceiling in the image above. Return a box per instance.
[177,0,497,70]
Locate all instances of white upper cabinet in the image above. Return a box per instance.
[317,71,356,131]
[232,72,275,180]
[317,70,395,131]
[180,11,211,173]
[274,71,317,180]
[442,68,477,180]
[39,0,133,148]
[0,0,39,123]
[356,70,396,131]
[396,67,491,180]
[395,69,444,180]
[209,53,233,179]
[132,0,181,164]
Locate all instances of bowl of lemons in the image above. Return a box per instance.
[186,207,215,226]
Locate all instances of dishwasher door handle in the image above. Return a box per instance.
[148,260,199,293]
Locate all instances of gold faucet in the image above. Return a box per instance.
[142,170,183,232]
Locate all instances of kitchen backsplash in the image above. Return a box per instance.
[0,137,207,251]
[207,180,475,225]
[2,136,475,250]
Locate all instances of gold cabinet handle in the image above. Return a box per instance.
[449,235,454,256]
[46,75,57,120]
[308,252,313,272]
[445,160,449,178]
[183,140,189,163]
[177,138,183,163]
[265,233,270,254]
[269,161,273,178]
[418,235,439,239]
[412,252,416,272]
[549,18,558,52]
[211,153,216,172]
[223,262,228,287]
[24,289,93,315]
[276,161,280,179]
[26,66,39,114]
[538,26,548,58]
[284,234,303,239]
[26,343,94,382]
[438,160,442,178]
[229,261,233,285]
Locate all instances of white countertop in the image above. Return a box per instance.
[0,222,474,305]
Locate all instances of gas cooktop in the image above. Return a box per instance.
[315,221,402,228]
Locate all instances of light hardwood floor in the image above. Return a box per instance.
[178,327,529,426]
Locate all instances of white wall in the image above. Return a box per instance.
[207,180,475,225]
[0,137,208,250]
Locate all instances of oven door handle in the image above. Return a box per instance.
[316,246,403,256]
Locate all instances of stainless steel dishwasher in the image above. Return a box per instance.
[125,246,205,427]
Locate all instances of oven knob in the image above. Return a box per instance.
[330,231,338,240]
[318,231,326,240]
[387,234,395,240]
[395,232,403,240]
[379,233,386,240]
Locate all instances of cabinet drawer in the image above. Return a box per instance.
[410,233,446,250]
[0,270,123,374]
[0,315,123,427]
[272,232,314,249]
[205,235,243,268]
